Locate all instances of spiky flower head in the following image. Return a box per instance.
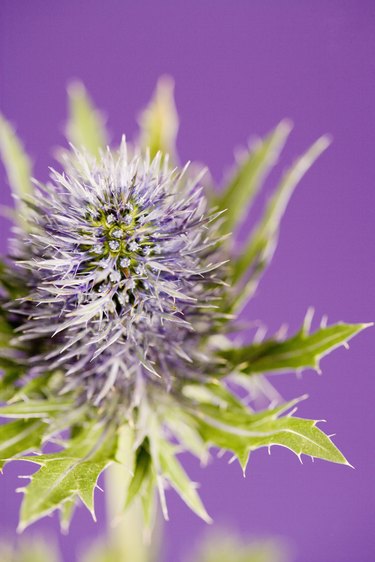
[13,142,227,406]
[0,79,368,532]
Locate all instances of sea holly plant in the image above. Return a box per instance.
[0,78,370,533]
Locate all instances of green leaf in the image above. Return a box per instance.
[192,400,348,467]
[217,120,292,233]
[17,421,117,531]
[11,372,54,402]
[114,433,157,528]
[165,409,208,461]
[230,136,331,311]
[125,444,152,509]
[219,320,371,376]
[0,399,72,419]
[66,82,108,158]
[0,259,28,300]
[158,440,212,523]
[0,317,13,343]
[138,75,179,161]
[0,420,45,470]
[0,115,34,225]
[140,468,157,528]
[195,394,302,430]
[184,380,248,412]
[0,370,21,402]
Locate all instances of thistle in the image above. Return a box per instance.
[13,143,227,407]
[0,77,370,532]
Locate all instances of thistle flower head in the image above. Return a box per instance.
[13,141,227,406]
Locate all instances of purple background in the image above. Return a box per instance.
[0,2,374,561]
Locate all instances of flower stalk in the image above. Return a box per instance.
[105,463,155,562]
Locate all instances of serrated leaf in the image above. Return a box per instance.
[197,396,303,429]
[217,120,292,233]
[0,115,34,223]
[17,421,117,530]
[219,321,370,375]
[192,401,347,466]
[0,420,45,469]
[0,399,72,419]
[138,75,179,161]
[66,82,108,158]
[230,136,331,311]
[158,440,211,523]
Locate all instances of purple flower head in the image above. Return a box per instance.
[13,141,228,407]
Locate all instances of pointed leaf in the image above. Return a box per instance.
[0,115,33,224]
[230,136,331,311]
[197,396,303,430]
[140,468,157,528]
[124,444,151,509]
[18,422,117,530]
[184,380,248,412]
[138,75,179,160]
[66,82,108,158]
[0,420,45,469]
[165,409,208,461]
[193,403,348,466]
[0,370,23,402]
[0,259,28,300]
[219,322,371,375]
[11,372,54,402]
[158,441,212,523]
[0,399,72,419]
[217,120,292,232]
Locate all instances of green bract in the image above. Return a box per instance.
[0,78,370,531]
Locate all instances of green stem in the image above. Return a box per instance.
[105,462,159,562]
[105,462,146,562]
